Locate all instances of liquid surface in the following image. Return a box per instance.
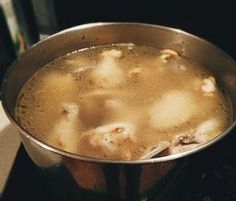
[15,44,232,160]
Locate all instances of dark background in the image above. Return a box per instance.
[12,0,236,57]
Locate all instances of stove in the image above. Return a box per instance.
[1,128,236,201]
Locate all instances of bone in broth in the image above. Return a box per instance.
[15,44,232,160]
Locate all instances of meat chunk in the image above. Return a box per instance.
[149,90,197,129]
[169,132,204,154]
[192,76,216,96]
[168,142,199,155]
[160,49,179,63]
[89,123,136,148]
[47,103,79,153]
[169,119,219,154]
[160,49,179,57]
[79,122,136,160]
[91,49,124,88]
[201,76,216,95]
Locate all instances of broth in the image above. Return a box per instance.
[15,44,232,160]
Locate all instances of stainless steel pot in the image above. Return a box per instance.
[1,23,236,201]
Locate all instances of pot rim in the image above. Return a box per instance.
[2,22,236,164]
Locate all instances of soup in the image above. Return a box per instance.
[15,44,232,160]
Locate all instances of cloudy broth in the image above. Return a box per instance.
[15,44,232,160]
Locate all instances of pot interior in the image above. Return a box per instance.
[2,23,236,162]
